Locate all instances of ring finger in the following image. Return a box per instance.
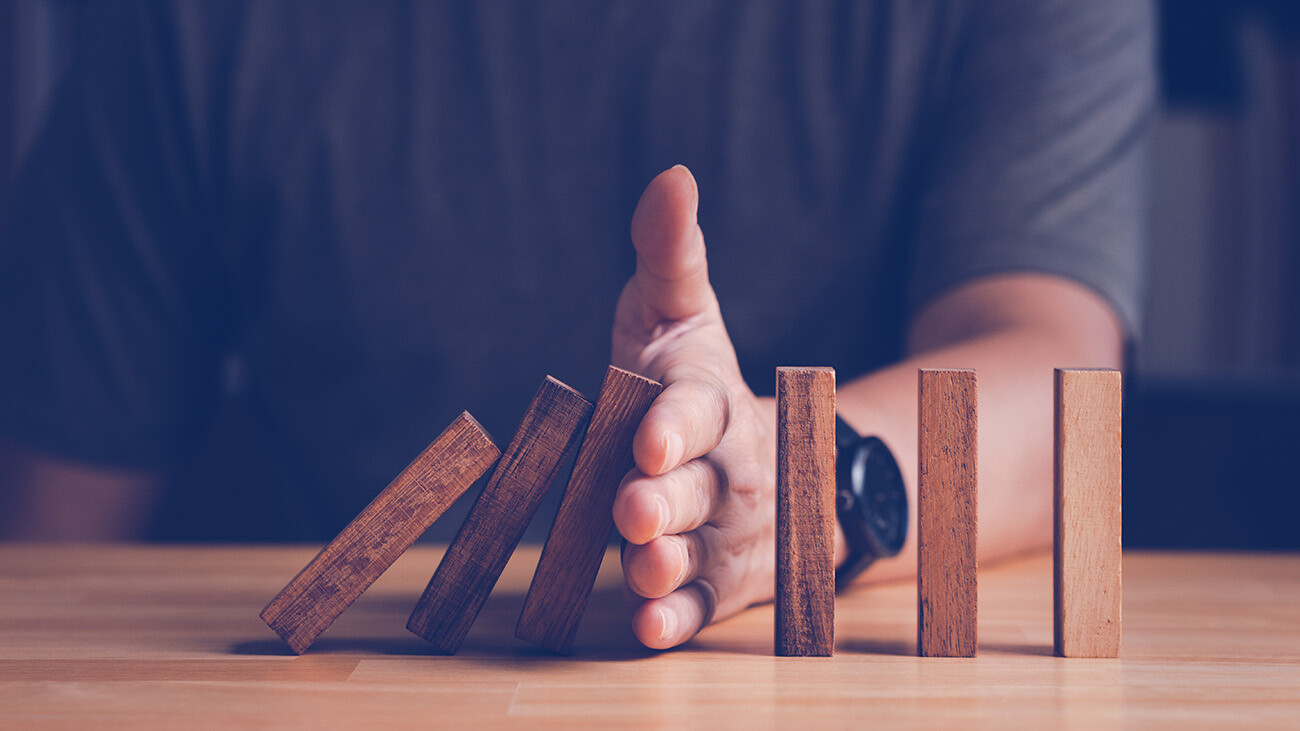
[621,525,720,599]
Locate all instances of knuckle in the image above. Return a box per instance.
[666,376,730,439]
[700,456,729,503]
[663,460,724,531]
[682,531,711,579]
[699,376,732,436]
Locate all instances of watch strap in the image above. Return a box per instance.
[834,416,879,590]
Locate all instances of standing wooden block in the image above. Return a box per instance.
[775,366,836,657]
[516,366,663,653]
[917,368,978,658]
[407,376,592,654]
[260,413,499,654]
[1054,368,1123,658]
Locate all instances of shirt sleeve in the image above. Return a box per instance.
[906,0,1155,337]
[0,4,220,468]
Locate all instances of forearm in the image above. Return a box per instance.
[835,318,1122,583]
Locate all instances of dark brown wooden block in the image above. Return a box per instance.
[516,366,663,653]
[260,412,499,654]
[917,368,978,658]
[775,366,836,657]
[407,376,592,654]
[1054,368,1123,658]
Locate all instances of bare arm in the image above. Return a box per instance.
[835,272,1125,581]
[0,440,163,541]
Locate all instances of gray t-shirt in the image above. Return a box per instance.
[0,0,1152,539]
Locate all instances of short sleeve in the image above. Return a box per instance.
[0,4,219,468]
[907,0,1155,337]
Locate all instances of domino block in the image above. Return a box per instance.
[260,412,499,654]
[407,376,592,653]
[516,366,662,653]
[775,366,836,657]
[917,368,978,658]
[1054,368,1122,658]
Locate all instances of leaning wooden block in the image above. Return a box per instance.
[407,376,592,654]
[260,412,499,654]
[775,366,836,657]
[917,368,978,658]
[516,366,663,653]
[1054,368,1123,658]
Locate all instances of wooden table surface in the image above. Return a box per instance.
[1,545,1298,729]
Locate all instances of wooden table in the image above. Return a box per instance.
[1,546,1298,729]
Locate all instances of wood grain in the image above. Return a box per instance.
[1054,368,1123,658]
[917,368,978,658]
[259,412,499,654]
[516,366,662,653]
[775,366,836,657]
[4,546,1300,728]
[407,376,592,654]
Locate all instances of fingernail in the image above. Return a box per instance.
[652,494,670,539]
[662,432,683,473]
[657,608,678,642]
[673,539,688,586]
[672,165,699,213]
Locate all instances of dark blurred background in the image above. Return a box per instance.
[2,1,1298,549]
[1131,0,1300,549]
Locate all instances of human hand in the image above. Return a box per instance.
[611,165,778,649]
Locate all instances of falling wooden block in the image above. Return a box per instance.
[775,366,836,657]
[407,376,592,654]
[917,368,978,658]
[516,366,663,653]
[1054,368,1123,658]
[260,412,499,654]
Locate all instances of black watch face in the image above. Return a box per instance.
[853,438,908,557]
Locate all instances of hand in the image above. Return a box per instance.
[611,165,778,649]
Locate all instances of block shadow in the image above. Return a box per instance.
[980,641,1054,657]
[836,638,916,656]
[231,584,656,661]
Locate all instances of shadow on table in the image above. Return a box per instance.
[229,637,433,657]
[835,638,1054,657]
[837,638,915,656]
[980,641,1054,657]
[229,583,657,662]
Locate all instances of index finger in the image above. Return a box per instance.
[632,369,731,476]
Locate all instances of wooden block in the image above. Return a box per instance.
[260,413,499,654]
[917,368,978,658]
[775,366,836,657]
[407,376,592,653]
[516,366,663,653]
[1054,368,1123,658]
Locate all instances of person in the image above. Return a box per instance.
[0,1,1151,651]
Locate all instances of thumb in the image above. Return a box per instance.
[629,165,717,322]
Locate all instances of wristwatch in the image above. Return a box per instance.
[834,417,908,590]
